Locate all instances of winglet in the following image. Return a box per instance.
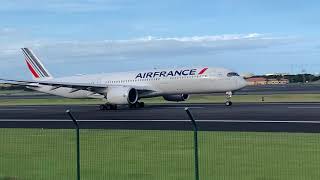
[21,48,53,79]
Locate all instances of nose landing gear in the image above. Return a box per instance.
[225,91,233,106]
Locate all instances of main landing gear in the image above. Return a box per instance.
[99,104,118,110]
[225,91,233,106]
[129,102,145,108]
[99,102,145,110]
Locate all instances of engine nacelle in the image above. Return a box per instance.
[163,94,189,102]
[106,87,138,105]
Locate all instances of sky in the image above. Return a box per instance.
[0,0,320,79]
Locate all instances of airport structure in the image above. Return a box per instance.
[246,77,289,86]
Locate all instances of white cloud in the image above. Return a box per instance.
[0,33,295,63]
[0,33,301,78]
[25,33,294,61]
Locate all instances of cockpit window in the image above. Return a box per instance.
[227,72,240,77]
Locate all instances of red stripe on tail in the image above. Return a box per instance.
[25,59,40,78]
[198,67,208,75]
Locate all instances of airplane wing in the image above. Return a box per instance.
[0,78,153,94]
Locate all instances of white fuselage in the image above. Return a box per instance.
[29,67,247,100]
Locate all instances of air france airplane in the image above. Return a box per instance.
[1,48,247,110]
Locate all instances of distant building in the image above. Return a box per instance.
[265,73,290,76]
[246,77,267,86]
[267,78,289,85]
[246,77,289,86]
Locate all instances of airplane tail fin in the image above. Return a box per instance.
[21,48,53,80]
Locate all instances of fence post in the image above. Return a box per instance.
[185,108,200,180]
[66,110,80,180]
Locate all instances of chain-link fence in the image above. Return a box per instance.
[0,128,195,180]
[1,115,320,179]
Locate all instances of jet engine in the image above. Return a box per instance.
[106,87,138,105]
[163,94,189,102]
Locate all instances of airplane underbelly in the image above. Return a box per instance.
[31,85,103,99]
[156,79,212,94]
[155,78,234,94]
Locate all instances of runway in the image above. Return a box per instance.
[1,103,320,132]
[237,84,320,95]
[1,84,320,100]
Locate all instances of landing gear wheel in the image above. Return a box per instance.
[225,91,233,106]
[129,102,145,108]
[110,104,117,110]
[99,104,117,110]
[137,102,145,108]
[99,104,107,110]
[129,103,136,108]
[225,101,232,106]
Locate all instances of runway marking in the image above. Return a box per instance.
[1,119,320,124]
[177,103,320,105]
[157,107,204,109]
[288,107,320,109]
[0,109,36,111]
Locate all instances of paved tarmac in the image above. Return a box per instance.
[1,103,320,132]
[237,84,320,95]
[0,84,320,100]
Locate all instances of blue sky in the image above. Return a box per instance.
[0,0,320,79]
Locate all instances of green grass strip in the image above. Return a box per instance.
[1,94,320,105]
[1,129,320,180]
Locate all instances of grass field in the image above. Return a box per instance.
[1,94,320,105]
[0,98,101,105]
[143,93,320,103]
[0,90,42,96]
[1,129,320,180]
